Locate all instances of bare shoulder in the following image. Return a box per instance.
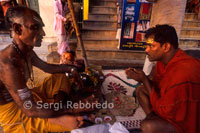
[0,48,17,69]
[0,50,12,72]
[0,47,23,83]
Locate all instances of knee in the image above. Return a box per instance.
[136,85,145,98]
[141,120,155,133]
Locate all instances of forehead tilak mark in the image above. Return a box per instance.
[146,38,154,44]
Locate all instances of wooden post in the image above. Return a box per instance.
[67,0,89,67]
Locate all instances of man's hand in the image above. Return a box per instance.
[49,115,84,130]
[70,67,84,88]
[68,116,84,129]
[125,68,147,83]
[73,95,99,114]
[126,68,153,95]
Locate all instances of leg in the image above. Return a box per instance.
[31,73,71,103]
[136,85,152,115]
[141,116,177,133]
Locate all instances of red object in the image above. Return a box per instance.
[142,3,151,14]
[150,49,200,133]
[115,97,119,101]
[117,101,121,104]
[0,1,12,16]
[135,33,142,42]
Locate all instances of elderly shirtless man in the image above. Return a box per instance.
[0,6,94,132]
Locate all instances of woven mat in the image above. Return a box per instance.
[102,70,146,129]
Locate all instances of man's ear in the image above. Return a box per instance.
[12,23,22,35]
[163,43,171,53]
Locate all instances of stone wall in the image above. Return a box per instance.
[38,0,57,42]
[150,0,187,38]
[27,0,40,14]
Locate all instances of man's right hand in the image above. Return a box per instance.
[126,68,153,95]
[48,115,84,130]
[125,68,147,83]
[70,94,99,114]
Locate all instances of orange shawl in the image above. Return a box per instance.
[150,49,200,133]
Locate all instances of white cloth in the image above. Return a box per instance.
[143,56,154,75]
[109,122,129,133]
[102,70,138,96]
[71,122,129,133]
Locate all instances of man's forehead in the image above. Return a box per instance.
[25,11,44,26]
[146,36,154,44]
[32,15,44,26]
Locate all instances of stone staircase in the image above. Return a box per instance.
[47,0,146,67]
[179,13,200,49]
[47,2,200,67]
[76,0,146,68]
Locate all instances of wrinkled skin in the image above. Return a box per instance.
[0,8,84,130]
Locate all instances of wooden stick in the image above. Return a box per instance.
[67,0,89,67]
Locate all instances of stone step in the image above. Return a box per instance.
[180,27,200,38]
[182,20,200,28]
[76,49,146,60]
[83,20,117,29]
[88,14,117,21]
[0,42,10,50]
[83,59,144,68]
[90,6,117,14]
[77,38,119,50]
[48,40,77,53]
[81,28,117,38]
[179,37,200,48]
[0,30,9,34]
[0,34,12,43]
[47,51,60,64]
[184,13,197,21]
[90,1,117,7]
[48,38,119,52]
[46,51,145,68]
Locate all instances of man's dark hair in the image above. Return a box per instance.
[5,6,41,28]
[145,24,179,49]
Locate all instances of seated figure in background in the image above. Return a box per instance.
[125,25,200,133]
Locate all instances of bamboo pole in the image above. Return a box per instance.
[67,0,89,67]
